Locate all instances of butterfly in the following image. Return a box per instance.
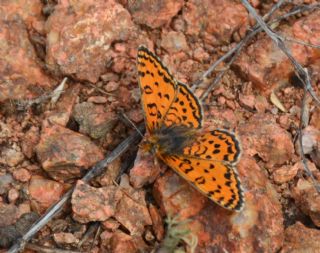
[137,46,244,211]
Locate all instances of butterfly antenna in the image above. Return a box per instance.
[118,112,144,138]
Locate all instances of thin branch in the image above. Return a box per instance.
[77,222,100,248]
[240,0,320,192]
[85,81,116,97]
[26,243,82,253]
[15,78,68,110]
[199,0,285,100]
[200,0,285,81]
[298,81,320,192]
[283,36,320,49]
[198,2,320,101]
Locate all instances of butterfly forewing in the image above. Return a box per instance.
[137,46,177,133]
[162,82,203,129]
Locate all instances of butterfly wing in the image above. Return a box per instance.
[137,46,177,133]
[182,130,241,164]
[159,130,243,211]
[161,154,244,211]
[162,82,203,129]
[137,47,203,132]
[137,47,243,211]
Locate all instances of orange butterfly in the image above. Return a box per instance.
[137,46,244,211]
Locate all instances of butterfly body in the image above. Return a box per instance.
[137,46,244,211]
[142,125,195,156]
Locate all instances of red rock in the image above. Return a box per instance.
[0,174,14,194]
[0,0,45,32]
[35,124,104,180]
[114,190,152,236]
[99,158,121,187]
[46,84,81,127]
[12,168,31,182]
[8,188,19,204]
[100,230,113,248]
[102,218,120,232]
[117,86,135,110]
[0,19,54,102]
[114,43,126,53]
[45,0,134,82]
[234,10,320,93]
[21,126,40,159]
[111,56,127,74]
[149,204,164,241]
[15,212,39,236]
[0,145,24,167]
[161,31,189,54]
[272,164,299,184]
[87,96,108,104]
[153,170,207,219]
[217,96,226,106]
[0,204,19,227]
[292,178,320,227]
[278,115,292,130]
[238,114,294,169]
[110,231,138,253]
[310,107,320,128]
[193,47,210,62]
[225,100,236,111]
[101,72,120,82]
[18,201,31,217]
[144,228,155,243]
[128,0,184,29]
[311,150,320,169]
[206,107,238,129]
[28,176,65,214]
[72,181,122,223]
[126,109,144,124]
[53,232,79,246]
[104,81,120,92]
[282,222,320,252]
[0,121,13,139]
[254,95,269,113]
[73,102,117,139]
[306,114,320,167]
[183,0,248,45]
[299,126,320,155]
[129,149,160,189]
[239,94,255,110]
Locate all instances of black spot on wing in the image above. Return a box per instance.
[144,85,153,94]
[195,176,206,185]
[138,71,145,77]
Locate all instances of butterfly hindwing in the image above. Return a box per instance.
[161,154,244,211]
[162,82,203,129]
[182,130,241,164]
[137,46,177,133]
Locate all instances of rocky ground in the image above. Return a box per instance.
[0,0,319,252]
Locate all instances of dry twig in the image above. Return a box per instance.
[240,0,320,192]
[26,243,82,253]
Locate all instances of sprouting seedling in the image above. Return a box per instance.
[156,215,198,253]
